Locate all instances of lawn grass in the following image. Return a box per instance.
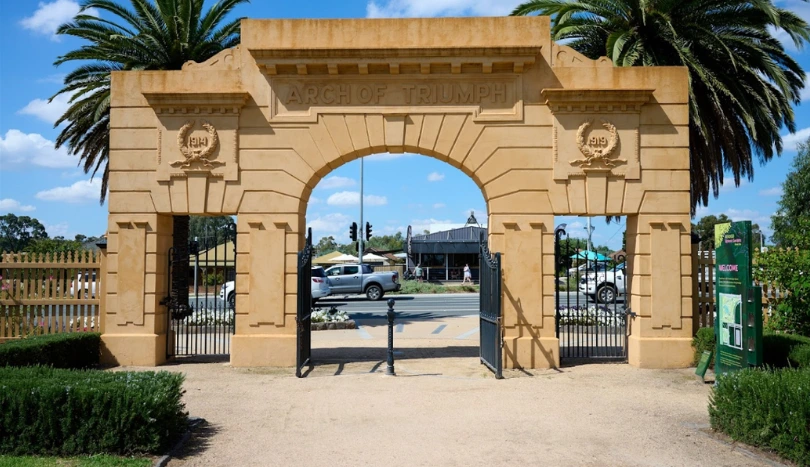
[0,455,151,466]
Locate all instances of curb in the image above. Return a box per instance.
[153,417,205,467]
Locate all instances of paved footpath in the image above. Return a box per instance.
[155,321,784,467]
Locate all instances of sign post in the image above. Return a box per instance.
[713,221,763,377]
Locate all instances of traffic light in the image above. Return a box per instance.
[349,222,358,242]
[365,222,373,241]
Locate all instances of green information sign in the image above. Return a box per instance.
[713,221,763,376]
[695,350,712,381]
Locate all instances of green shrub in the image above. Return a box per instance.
[204,272,224,286]
[0,367,187,456]
[0,333,100,369]
[692,327,715,366]
[754,248,810,335]
[788,344,810,369]
[763,332,810,368]
[710,368,810,466]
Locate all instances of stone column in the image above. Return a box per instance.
[101,214,173,366]
[229,214,299,367]
[492,215,559,369]
[626,215,694,368]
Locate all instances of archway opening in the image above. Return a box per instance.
[553,215,630,364]
[304,152,487,374]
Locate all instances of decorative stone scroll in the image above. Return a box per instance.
[144,92,249,182]
[542,89,654,181]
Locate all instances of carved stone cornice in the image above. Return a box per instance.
[541,89,654,113]
[252,47,541,76]
[144,92,250,115]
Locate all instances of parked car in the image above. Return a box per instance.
[70,271,97,298]
[324,263,400,301]
[579,264,626,303]
[219,266,332,309]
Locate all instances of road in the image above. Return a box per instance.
[184,291,626,318]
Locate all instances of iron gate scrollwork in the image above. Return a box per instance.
[296,228,314,378]
[166,221,237,358]
[479,231,503,379]
[554,224,629,361]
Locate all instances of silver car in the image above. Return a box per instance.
[219,266,332,309]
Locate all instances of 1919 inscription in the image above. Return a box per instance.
[284,82,508,106]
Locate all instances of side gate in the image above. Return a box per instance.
[479,232,503,379]
[296,228,314,378]
[554,224,630,361]
[166,223,237,358]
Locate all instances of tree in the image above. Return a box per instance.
[189,216,235,246]
[512,0,810,213]
[0,214,48,252]
[771,139,810,249]
[692,214,732,250]
[24,238,85,255]
[52,0,247,203]
[314,236,339,256]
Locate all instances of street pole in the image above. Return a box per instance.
[359,156,364,268]
[586,217,593,252]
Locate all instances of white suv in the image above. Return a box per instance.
[70,272,97,298]
[578,264,626,303]
[219,266,331,309]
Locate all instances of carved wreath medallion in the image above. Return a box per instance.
[571,119,624,168]
[171,120,224,169]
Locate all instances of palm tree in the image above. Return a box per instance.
[512,0,810,212]
[51,0,247,203]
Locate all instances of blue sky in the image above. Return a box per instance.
[1,0,808,250]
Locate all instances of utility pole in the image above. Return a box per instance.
[359,157,364,268]
[586,218,594,252]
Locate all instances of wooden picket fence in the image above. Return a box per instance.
[0,251,104,340]
[691,246,787,334]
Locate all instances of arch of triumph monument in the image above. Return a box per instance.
[103,16,693,370]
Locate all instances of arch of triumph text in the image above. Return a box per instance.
[103,16,693,369]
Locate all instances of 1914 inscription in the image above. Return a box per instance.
[284,82,508,106]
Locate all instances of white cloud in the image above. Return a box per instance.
[724,209,773,227]
[327,191,388,207]
[783,127,810,151]
[20,0,98,41]
[366,0,515,18]
[463,208,487,223]
[18,93,71,126]
[433,203,446,209]
[0,199,36,213]
[35,179,101,204]
[366,153,416,161]
[719,178,748,193]
[427,172,445,182]
[37,74,66,84]
[0,129,75,169]
[309,196,322,204]
[801,85,810,102]
[318,176,356,190]
[45,222,69,238]
[759,186,783,197]
[410,218,455,233]
[307,213,353,237]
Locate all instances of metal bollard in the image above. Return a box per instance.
[386,298,396,376]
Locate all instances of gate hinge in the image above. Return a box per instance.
[625,307,637,319]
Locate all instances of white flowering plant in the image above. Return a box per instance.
[311,306,349,323]
[557,305,627,327]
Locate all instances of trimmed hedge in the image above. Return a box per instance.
[789,344,810,369]
[710,368,810,466]
[692,327,715,366]
[0,333,100,369]
[0,367,187,455]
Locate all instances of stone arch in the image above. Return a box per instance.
[102,16,694,370]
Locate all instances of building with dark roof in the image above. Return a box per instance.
[410,226,486,282]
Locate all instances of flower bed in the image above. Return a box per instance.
[310,307,356,330]
[557,305,627,327]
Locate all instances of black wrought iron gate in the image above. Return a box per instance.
[166,223,237,358]
[479,232,503,378]
[554,224,629,360]
[296,228,314,378]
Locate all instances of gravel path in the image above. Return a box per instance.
[148,338,785,467]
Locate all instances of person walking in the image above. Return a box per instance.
[415,263,423,283]
[462,263,472,284]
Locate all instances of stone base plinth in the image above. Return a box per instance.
[230,334,296,367]
[503,336,560,369]
[101,333,167,366]
[628,335,693,368]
